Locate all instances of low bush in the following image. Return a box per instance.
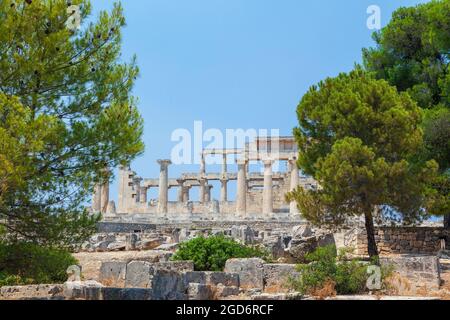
[289,245,378,296]
[0,241,78,286]
[171,235,268,271]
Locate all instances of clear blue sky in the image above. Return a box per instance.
[90,0,428,202]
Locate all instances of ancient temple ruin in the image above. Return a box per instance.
[92,136,317,221]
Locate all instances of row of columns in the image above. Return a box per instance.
[236,158,299,217]
[153,157,300,216]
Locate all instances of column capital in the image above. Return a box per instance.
[263,159,274,166]
[157,159,172,168]
[236,159,248,165]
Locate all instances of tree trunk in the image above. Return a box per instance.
[445,214,449,249]
[364,209,379,258]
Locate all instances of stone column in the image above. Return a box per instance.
[140,186,148,204]
[263,160,274,216]
[289,159,300,215]
[222,153,227,176]
[117,165,128,213]
[177,180,184,203]
[199,153,206,203]
[220,179,228,202]
[157,160,171,214]
[100,179,109,213]
[92,183,102,212]
[236,159,247,217]
[183,186,190,202]
[205,185,213,202]
[133,177,142,204]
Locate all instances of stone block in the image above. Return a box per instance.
[187,283,213,300]
[151,270,187,300]
[213,284,240,298]
[292,225,313,238]
[101,288,154,300]
[380,255,441,291]
[99,262,127,287]
[263,264,298,293]
[224,258,264,290]
[63,281,104,300]
[207,272,239,287]
[125,261,153,288]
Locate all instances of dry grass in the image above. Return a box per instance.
[310,280,337,300]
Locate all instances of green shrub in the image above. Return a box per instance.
[0,241,78,286]
[290,245,371,296]
[171,235,267,271]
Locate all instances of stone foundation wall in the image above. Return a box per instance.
[349,227,446,255]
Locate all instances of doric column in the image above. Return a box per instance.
[92,183,102,212]
[263,160,274,215]
[133,176,142,203]
[183,186,190,202]
[199,153,206,203]
[117,165,128,213]
[222,153,227,176]
[177,180,184,203]
[100,179,110,213]
[289,158,300,215]
[157,159,171,214]
[205,185,213,202]
[140,186,148,204]
[236,159,247,216]
[93,168,110,213]
[220,179,228,202]
[199,178,207,203]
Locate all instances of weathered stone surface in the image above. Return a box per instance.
[224,258,264,290]
[230,225,255,244]
[94,240,114,252]
[292,225,313,238]
[99,261,127,287]
[125,261,153,288]
[74,250,173,281]
[178,228,190,242]
[187,283,213,300]
[156,261,194,273]
[150,270,187,300]
[250,292,303,300]
[138,238,163,250]
[107,242,126,251]
[380,255,441,292]
[213,284,240,298]
[155,243,179,251]
[287,233,336,263]
[101,287,154,300]
[207,272,239,287]
[263,264,299,293]
[0,284,64,300]
[63,281,104,300]
[126,233,139,251]
[263,236,285,259]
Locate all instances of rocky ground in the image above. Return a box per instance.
[1,224,449,300]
